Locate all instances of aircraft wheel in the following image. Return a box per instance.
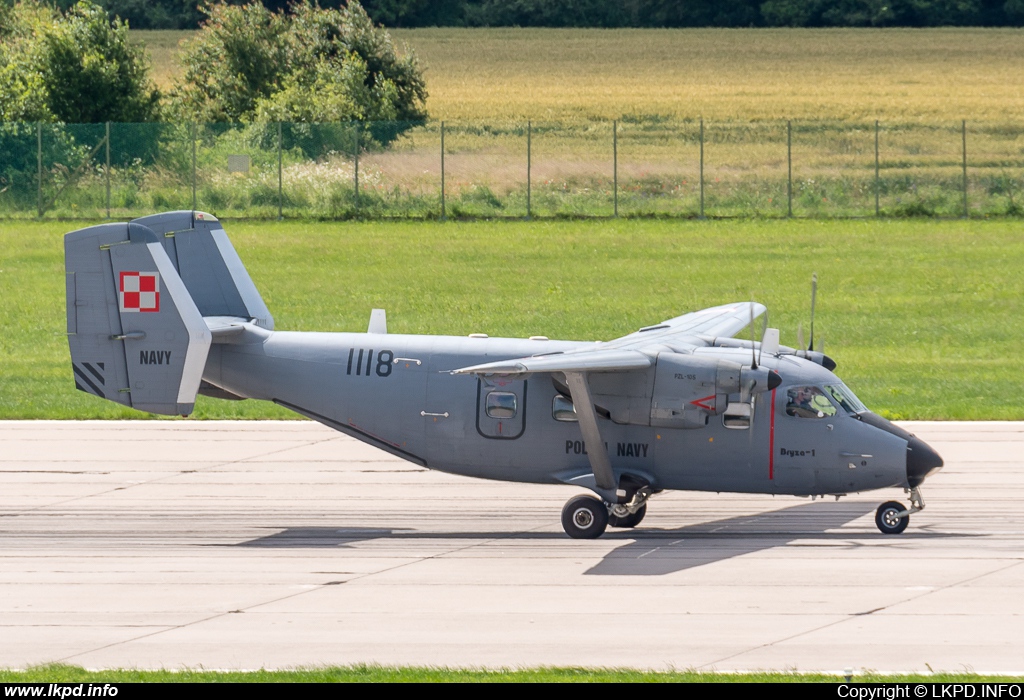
[609,504,647,529]
[875,501,909,535]
[561,495,609,539]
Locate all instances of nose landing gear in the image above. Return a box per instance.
[875,486,925,534]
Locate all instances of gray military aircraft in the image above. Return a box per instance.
[64,211,943,539]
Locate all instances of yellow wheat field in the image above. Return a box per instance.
[136,27,1024,123]
[397,27,1024,123]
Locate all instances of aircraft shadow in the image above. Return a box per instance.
[585,501,970,575]
[231,502,977,577]
[231,527,417,548]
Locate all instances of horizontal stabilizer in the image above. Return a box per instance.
[204,316,249,339]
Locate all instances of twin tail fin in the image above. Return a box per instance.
[64,211,271,416]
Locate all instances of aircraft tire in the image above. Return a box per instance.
[561,495,609,539]
[609,504,647,529]
[875,501,909,534]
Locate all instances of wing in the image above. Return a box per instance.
[451,349,653,377]
[450,302,765,377]
[598,302,766,351]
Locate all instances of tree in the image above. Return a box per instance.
[170,0,428,141]
[0,0,161,123]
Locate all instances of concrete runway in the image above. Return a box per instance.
[1,419,1022,673]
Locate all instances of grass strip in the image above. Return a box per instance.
[2,218,1020,420]
[1,664,1020,683]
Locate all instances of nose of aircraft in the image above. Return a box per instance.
[855,412,944,488]
[906,435,943,487]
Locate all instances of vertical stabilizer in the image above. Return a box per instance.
[65,220,212,415]
[132,211,273,329]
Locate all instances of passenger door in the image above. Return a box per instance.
[476,378,527,440]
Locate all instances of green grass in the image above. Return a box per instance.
[2,218,1021,420]
[1,664,1019,682]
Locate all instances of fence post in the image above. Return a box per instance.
[191,123,197,212]
[787,120,793,218]
[962,119,968,218]
[613,120,618,217]
[440,121,446,220]
[699,118,705,219]
[277,121,283,220]
[875,120,880,217]
[353,122,360,217]
[526,120,531,220]
[105,122,111,219]
[36,122,42,218]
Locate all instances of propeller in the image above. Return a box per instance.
[808,272,818,352]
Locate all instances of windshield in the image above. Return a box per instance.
[824,383,867,414]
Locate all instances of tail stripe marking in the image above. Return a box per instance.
[73,364,105,398]
[82,362,105,385]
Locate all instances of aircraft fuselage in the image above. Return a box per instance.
[204,330,916,498]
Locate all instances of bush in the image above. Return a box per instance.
[0,1,161,123]
[35,2,161,123]
[171,1,427,151]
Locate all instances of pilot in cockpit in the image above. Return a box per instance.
[787,386,829,418]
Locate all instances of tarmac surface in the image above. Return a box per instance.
[1,419,1022,673]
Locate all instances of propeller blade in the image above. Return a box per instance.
[809,272,818,351]
[797,321,804,352]
[748,300,757,370]
[762,328,780,355]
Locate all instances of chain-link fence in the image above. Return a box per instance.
[2,119,1021,220]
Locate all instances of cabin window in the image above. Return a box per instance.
[785,386,837,419]
[485,391,518,419]
[552,395,578,422]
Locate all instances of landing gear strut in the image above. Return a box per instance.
[875,486,925,535]
[609,486,653,529]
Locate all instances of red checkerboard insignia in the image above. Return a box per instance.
[119,271,160,313]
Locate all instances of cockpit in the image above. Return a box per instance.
[785,383,867,419]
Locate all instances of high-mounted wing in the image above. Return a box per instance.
[450,302,765,378]
[599,302,766,351]
[450,349,652,377]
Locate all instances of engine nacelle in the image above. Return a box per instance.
[648,353,780,429]
[650,354,738,429]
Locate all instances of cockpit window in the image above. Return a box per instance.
[824,383,867,414]
[785,386,837,419]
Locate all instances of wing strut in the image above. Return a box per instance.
[563,372,617,492]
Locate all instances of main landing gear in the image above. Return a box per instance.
[875,486,925,535]
[561,487,653,539]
